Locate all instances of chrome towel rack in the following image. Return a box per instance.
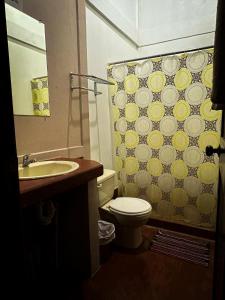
[70,72,114,96]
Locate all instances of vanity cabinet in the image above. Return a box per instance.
[20,158,103,294]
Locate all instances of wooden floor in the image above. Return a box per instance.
[82,226,214,300]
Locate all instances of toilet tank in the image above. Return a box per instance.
[97,169,117,206]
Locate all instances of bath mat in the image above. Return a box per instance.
[150,230,210,267]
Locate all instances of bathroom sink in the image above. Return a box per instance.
[18,160,79,180]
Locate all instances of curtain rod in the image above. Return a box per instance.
[108,45,214,66]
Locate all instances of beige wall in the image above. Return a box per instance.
[15,0,90,161]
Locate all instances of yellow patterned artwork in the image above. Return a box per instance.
[108,48,222,230]
[31,76,50,116]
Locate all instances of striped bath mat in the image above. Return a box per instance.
[150,230,210,267]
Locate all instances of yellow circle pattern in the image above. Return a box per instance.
[200,98,222,121]
[172,131,189,151]
[147,101,165,121]
[124,74,139,94]
[198,131,220,152]
[125,130,139,149]
[147,158,163,176]
[124,183,139,197]
[125,157,139,175]
[201,64,213,88]
[146,184,162,203]
[108,78,118,96]
[147,130,164,149]
[170,188,188,207]
[197,193,216,214]
[147,71,166,92]
[174,68,192,90]
[207,48,214,54]
[127,62,137,67]
[151,57,162,63]
[114,132,122,147]
[125,103,139,122]
[110,50,218,229]
[112,105,120,121]
[197,163,218,184]
[115,156,123,171]
[173,100,191,121]
[171,160,188,179]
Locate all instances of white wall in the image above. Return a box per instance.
[138,0,216,69]
[86,4,139,168]
[87,0,217,47]
[138,0,217,46]
[87,0,138,44]
[139,33,215,58]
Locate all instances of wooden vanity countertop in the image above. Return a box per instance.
[19,158,103,208]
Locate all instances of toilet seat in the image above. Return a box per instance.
[109,197,152,216]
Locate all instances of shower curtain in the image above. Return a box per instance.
[107,48,222,230]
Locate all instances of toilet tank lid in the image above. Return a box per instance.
[97,169,116,184]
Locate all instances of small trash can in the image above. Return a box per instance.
[98,220,115,263]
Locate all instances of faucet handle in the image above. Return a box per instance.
[22,153,30,162]
[22,154,36,167]
[22,153,29,160]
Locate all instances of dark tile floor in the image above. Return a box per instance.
[82,226,214,300]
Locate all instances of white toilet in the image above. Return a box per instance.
[97,169,152,248]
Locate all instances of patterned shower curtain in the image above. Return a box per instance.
[107,48,222,230]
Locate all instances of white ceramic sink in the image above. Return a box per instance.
[18,160,79,180]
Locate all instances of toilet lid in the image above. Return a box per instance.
[109,197,152,215]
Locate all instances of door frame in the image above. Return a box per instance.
[0,1,24,296]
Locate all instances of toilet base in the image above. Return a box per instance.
[115,225,143,249]
[99,206,147,249]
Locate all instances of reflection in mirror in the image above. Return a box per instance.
[5,3,50,116]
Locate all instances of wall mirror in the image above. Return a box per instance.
[5,3,50,116]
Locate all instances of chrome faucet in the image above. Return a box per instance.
[22,154,36,167]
